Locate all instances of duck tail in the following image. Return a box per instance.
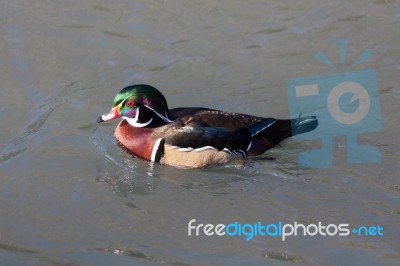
[253,115,318,151]
[289,115,319,137]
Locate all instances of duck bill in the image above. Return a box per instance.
[97,106,121,123]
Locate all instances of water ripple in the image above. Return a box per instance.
[0,82,81,165]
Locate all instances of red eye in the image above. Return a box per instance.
[126,101,135,107]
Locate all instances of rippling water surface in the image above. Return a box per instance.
[1,0,400,265]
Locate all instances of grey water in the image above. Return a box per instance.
[1,0,399,265]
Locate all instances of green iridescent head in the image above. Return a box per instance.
[97,84,172,127]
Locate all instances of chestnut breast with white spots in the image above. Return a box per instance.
[114,120,155,161]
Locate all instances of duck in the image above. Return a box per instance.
[97,84,318,168]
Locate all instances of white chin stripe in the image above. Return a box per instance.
[123,107,153,127]
[125,117,153,127]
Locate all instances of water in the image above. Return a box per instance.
[1,0,400,265]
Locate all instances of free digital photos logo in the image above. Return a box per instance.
[286,39,382,168]
[188,219,384,242]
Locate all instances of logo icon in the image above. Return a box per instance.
[286,39,382,168]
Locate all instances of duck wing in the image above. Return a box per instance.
[169,108,265,129]
[162,114,276,157]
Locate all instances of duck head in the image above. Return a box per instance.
[97,84,173,127]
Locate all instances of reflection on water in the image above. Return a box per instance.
[1,0,400,265]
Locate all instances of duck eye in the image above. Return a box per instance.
[126,101,135,108]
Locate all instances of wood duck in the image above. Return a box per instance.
[97,84,318,168]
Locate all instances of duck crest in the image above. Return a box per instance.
[119,84,172,123]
